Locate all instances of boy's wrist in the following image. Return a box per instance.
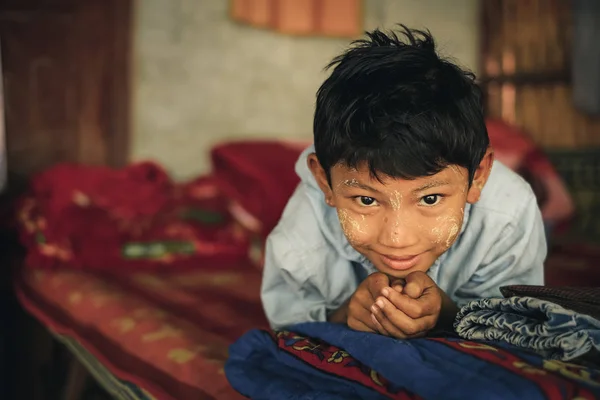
[327,299,350,324]
[432,288,459,334]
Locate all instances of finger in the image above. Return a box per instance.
[371,304,409,339]
[354,290,377,309]
[370,304,391,336]
[347,316,376,333]
[381,287,436,319]
[370,312,391,336]
[375,297,433,337]
[347,300,377,332]
[389,277,404,293]
[355,295,386,324]
[353,282,382,309]
[392,284,404,293]
[389,277,406,288]
[372,301,429,339]
[346,291,375,330]
[403,271,433,298]
[367,273,391,299]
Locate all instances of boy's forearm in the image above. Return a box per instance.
[327,299,350,324]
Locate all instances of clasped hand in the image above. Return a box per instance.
[347,271,443,338]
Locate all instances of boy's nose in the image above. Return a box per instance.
[377,214,419,249]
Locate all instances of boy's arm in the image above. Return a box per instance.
[454,192,546,304]
[433,289,460,332]
[262,230,356,329]
[261,233,326,329]
[327,300,350,324]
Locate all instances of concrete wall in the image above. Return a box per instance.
[130,0,479,179]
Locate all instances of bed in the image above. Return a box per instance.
[12,136,600,399]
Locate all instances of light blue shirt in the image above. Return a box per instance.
[261,145,547,329]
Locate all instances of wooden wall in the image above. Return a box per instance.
[0,0,132,184]
[480,0,600,149]
[480,0,600,242]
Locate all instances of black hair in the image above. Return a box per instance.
[313,25,489,185]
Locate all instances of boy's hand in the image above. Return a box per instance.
[346,272,390,333]
[371,271,442,338]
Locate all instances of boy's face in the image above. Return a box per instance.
[308,150,494,280]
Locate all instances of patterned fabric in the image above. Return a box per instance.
[225,322,600,400]
[454,296,600,362]
[500,286,600,321]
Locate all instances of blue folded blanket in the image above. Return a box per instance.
[225,322,600,400]
[454,296,600,362]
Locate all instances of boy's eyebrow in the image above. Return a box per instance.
[341,179,381,193]
[413,180,451,192]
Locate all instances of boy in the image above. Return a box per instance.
[261,26,546,338]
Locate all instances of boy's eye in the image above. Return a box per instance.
[355,196,378,207]
[420,194,441,206]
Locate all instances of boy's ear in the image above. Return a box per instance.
[466,147,494,204]
[307,153,335,206]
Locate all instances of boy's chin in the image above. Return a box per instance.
[372,259,435,280]
[372,264,416,279]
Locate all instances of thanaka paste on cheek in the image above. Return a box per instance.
[445,221,460,248]
[431,225,443,245]
[337,208,367,245]
[431,207,464,250]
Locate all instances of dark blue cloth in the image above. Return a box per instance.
[225,322,600,400]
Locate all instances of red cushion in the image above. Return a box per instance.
[487,119,575,224]
[17,163,250,271]
[211,141,307,237]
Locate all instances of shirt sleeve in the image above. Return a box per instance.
[261,228,358,330]
[453,192,547,305]
[260,229,328,329]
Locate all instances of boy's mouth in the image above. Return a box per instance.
[380,253,421,271]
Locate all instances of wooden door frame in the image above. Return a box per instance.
[0,0,133,170]
[107,0,133,168]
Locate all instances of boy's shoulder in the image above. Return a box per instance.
[269,179,361,263]
[272,183,328,244]
[456,160,541,257]
[473,160,538,221]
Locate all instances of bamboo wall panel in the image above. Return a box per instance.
[481,0,599,149]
